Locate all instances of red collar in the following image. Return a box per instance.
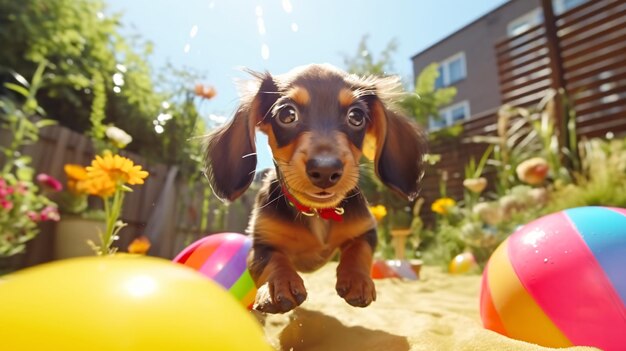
[281,185,344,222]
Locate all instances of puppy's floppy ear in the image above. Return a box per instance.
[204,73,278,201]
[367,96,427,201]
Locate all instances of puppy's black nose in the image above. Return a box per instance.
[306,157,343,189]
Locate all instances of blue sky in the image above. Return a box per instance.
[105,0,508,168]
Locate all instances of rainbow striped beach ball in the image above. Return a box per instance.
[480,207,626,350]
[173,233,256,309]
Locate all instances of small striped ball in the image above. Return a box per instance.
[173,233,256,309]
[480,207,626,350]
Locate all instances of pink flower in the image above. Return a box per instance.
[40,206,60,222]
[27,211,40,222]
[0,180,13,198]
[15,182,28,195]
[36,173,63,192]
[1,199,13,211]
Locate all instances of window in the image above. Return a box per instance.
[429,101,471,130]
[554,0,588,15]
[435,52,466,88]
[508,0,589,37]
[507,8,542,37]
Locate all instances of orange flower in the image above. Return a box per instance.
[128,236,151,255]
[516,157,549,185]
[64,164,89,194]
[194,84,217,100]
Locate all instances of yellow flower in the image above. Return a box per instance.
[369,205,387,221]
[128,236,151,255]
[83,175,117,198]
[64,164,88,180]
[86,154,149,186]
[64,164,89,194]
[431,197,456,215]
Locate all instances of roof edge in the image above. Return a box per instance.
[410,0,513,60]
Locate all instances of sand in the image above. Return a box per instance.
[260,263,600,351]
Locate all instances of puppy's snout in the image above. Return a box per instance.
[306,156,343,189]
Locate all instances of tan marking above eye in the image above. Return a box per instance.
[338,88,355,107]
[286,86,310,106]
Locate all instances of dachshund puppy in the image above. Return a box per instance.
[205,64,426,314]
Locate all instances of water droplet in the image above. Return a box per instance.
[189,25,199,38]
[534,250,539,254]
[282,0,293,13]
[291,22,299,32]
[298,323,302,327]
[257,18,266,35]
[261,44,270,60]
[543,258,548,263]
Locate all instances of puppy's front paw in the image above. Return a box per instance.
[253,272,307,314]
[336,270,376,307]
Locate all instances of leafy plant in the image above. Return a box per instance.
[547,137,626,211]
[398,62,457,129]
[0,0,202,169]
[467,91,571,195]
[342,35,398,77]
[0,62,60,256]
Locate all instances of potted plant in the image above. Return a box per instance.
[54,164,106,259]
[390,207,413,260]
[55,152,149,258]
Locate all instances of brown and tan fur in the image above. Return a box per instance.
[204,64,426,314]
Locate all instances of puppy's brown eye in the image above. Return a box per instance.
[277,105,298,125]
[347,108,365,127]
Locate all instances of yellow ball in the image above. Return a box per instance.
[0,255,271,351]
[448,252,479,274]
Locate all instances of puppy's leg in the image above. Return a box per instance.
[336,229,377,307]
[248,243,307,314]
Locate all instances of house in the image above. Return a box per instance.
[411,0,588,130]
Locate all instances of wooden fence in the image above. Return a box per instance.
[420,0,626,223]
[1,125,254,267]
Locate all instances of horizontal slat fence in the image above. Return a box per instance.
[420,0,626,224]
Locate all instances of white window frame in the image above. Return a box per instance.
[438,52,467,87]
[508,1,588,37]
[553,0,588,15]
[507,8,542,37]
[429,100,471,130]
